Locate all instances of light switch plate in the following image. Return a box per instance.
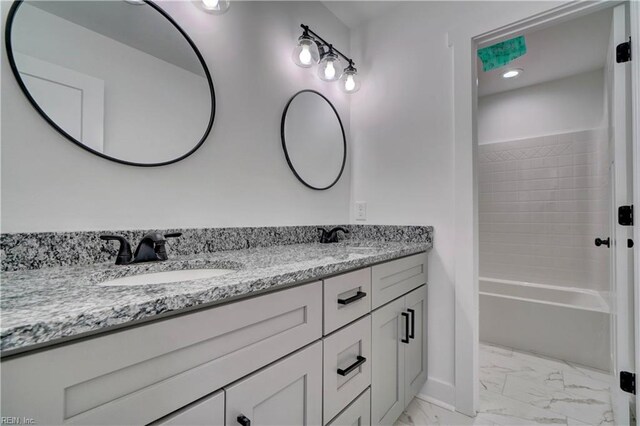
[355,202,367,221]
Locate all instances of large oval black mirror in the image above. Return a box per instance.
[5,0,215,167]
[281,90,346,190]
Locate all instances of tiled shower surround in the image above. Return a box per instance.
[478,128,609,291]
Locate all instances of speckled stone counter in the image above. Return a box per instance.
[1,225,432,272]
[1,239,431,356]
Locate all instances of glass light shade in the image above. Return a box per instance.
[339,68,361,93]
[317,52,342,82]
[292,36,319,68]
[198,0,230,14]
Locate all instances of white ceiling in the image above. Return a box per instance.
[478,8,612,97]
[322,1,397,29]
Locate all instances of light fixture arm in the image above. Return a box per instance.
[300,24,355,67]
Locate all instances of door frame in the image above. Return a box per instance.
[14,52,105,153]
[631,0,640,416]
[454,0,638,416]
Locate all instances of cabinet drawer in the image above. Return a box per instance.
[371,253,427,309]
[225,342,322,426]
[1,282,322,425]
[323,315,372,422]
[152,390,224,426]
[324,268,372,334]
[326,388,371,426]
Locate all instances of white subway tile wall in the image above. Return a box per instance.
[478,129,610,291]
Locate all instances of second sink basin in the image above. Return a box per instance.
[98,269,236,287]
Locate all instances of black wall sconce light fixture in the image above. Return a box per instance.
[292,24,361,94]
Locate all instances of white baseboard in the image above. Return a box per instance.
[416,393,456,412]
[417,377,456,410]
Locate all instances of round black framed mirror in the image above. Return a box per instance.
[5,0,215,167]
[281,90,346,190]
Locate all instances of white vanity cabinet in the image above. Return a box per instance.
[323,268,372,334]
[0,282,323,425]
[371,285,428,425]
[153,391,225,426]
[323,315,372,422]
[404,286,428,403]
[371,252,427,309]
[225,342,323,426]
[327,388,371,426]
[1,251,428,426]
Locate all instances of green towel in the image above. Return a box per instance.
[477,36,527,72]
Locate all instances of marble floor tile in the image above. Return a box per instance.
[479,389,579,425]
[502,375,612,425]
[399,343,615,425]
[537,395,613,425]
[564,362,613,385]
[562,371,611,400]
[479,367,507,394]
[566,418,590,425]
[480,348,564,385]
[480,343,514,358]
[395,397,494,426]
[509,349,611,386]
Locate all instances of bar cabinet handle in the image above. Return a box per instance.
[337,356,367,376]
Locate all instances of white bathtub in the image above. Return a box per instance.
[479,278,611,371]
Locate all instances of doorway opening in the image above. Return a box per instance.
[474,3,635,425]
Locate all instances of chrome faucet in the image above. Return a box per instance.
[100,232,182,265]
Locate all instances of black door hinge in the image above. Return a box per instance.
[619,205,634,226]
[620,371,636,394]
[617,37,631,63]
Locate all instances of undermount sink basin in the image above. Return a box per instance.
[98,269,236,287]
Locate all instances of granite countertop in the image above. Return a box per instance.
[0,240,431,356]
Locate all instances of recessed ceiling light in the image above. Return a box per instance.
[502,68,523,79]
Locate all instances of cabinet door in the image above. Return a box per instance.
[225,342,322,426]
[153,390,224,426]
[403,285,427,406]
[326,388,371,426]
[371,297,406,425]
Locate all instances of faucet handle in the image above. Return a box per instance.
[327,227,349,243]
[156,232,182,261]
[317,227,330,243]
[100,235,133,265]
[329,227,349,235]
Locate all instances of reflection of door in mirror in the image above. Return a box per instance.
[8,1,214,166]
[15,53,105,153]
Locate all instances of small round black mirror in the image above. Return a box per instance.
[281,90,346,190]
